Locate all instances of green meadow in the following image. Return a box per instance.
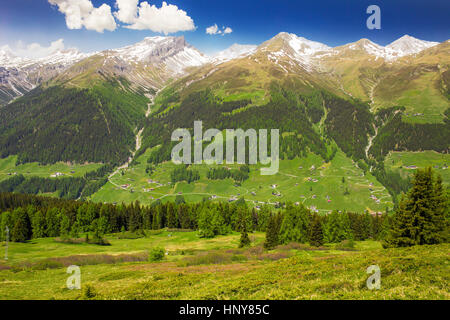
[89,148,393,213]
[0,230,448,300]
[0,156,103,182]
[385,151,450,185]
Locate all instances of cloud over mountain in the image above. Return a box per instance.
[48,0,117,33]
[2,38,67,59]
[115,1,196,34]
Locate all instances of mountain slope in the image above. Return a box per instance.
[0,36,211,165]
[0,48,92,105]
[144,33,448,169]
[0,33,448,169]
[0,78,148,165]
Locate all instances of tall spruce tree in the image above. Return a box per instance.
[309,214,324,247]
[264,212,282,249]
[384,167,448,247]
[323,210,352,243]
[11,208,31,242]
[279,203,310,244]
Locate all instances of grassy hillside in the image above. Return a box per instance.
[385,151,450,185]
[90,147,393,213]
[0,156,103,182]
[0,230,448,299]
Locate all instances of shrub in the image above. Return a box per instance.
[149,247,165,262]
[335,239,356,251]
[32,260,64,270]
[82,284,97,299]
[178,252,246,266]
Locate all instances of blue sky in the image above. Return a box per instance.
[0,0,449,56]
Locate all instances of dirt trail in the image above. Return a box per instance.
[108,128,143,187]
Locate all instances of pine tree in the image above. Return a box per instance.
[279,203,310,244]
[11,209,31,242]
[0,211,12,241]
[128,206,142,232]
[239,226,251,248]
[384,167,448,247]
[378,214,391,240]
[166,202,178,228]
[238,206,252,248]
[309,214,324,247]
[31,210,46,238]
[361,212,374,240]
[59,212,71,237]
[428,174,448,243]
[198,206,227,238]
[45,208,60,237]
[264,213,282,249]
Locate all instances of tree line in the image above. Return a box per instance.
[206,165,249,183]
[1,168,447,250]
[0,191,388,245]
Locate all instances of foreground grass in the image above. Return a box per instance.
[0,231,448,300]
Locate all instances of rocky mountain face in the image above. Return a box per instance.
[0,48,93,105]
[0,33,445,106]
[0,36,209,105]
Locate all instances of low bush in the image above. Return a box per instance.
[178,251,248,267]
[149,247,165,262]
[335,239,356,251]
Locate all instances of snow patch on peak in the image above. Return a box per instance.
[340,36,440,61]
[386,35,439,57]
[286,33,331,56]
[212,44,257,63]
[112,36,209,74]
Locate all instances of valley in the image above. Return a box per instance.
[90,148,393,213]
[0,30,448,302]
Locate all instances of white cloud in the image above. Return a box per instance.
[206,24,220,35]
[223,27,232,34]
[84,4,117,33]
[115,1,196,35]
[4,39,67,59]
[206,24,232,35]
[48,0,116,33]
[114,0,138,24]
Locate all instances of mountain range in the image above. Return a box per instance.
[0,32,448,168]
[1,33,446,105]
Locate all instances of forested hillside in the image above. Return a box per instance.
[0,78,148,165]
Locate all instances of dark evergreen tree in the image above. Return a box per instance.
[31,210,46,239]
[11,208,31,242]
[239,226,251,248]
[279,203,310,244]
[264,212,282,249]
[384,168,449,247]
[166,202,178,228]
[309,214,324,247]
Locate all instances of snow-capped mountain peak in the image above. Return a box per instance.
[386,34,439,57]
[0,47,30,68]
[284,33,331,56]
[111,36,209,74]
[212,44,257,63]
[335,36,439,61]
[262,32,331,56]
